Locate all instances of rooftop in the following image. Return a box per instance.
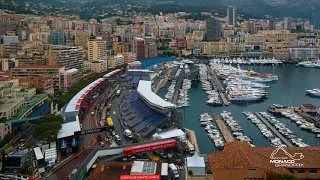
[88,162,134,180]
[12,65,64,69]
[137,80,175,109]
[16,94,48,119]
[57,115,81,139]
[208,142,320,173]
[301,103,317,109]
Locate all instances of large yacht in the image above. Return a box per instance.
[228,93,263,101]
[306,88,320,97]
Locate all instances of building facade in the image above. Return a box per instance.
[132,37,146,60]
[88,39,107,61]
[289,47,319,61]
[208,142,320,180]
[227,6,236,26]
[49,45,84,70]
[206,18,222,42]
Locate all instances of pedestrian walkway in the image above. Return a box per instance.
[255,112,293,147]
[213,114,234,143]
[185,129,200,153]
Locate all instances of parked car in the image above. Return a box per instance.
[115,134,121,142]
[175,159,183,165]
[112,131,116,136]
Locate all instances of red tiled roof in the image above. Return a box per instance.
[208,142,320,173]
[13,65,64,69]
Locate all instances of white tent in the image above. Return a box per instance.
[186,153,206,175]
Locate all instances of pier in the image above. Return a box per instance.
[219,92,229,106]
[153,78,168,93]
[185,128,200,153]
[172,78,183,104]
[207,67,229,106]
[296,111,320,128]
[254,112,293,147]
[213,114,234,143]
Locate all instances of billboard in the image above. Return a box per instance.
[120,175,160,180]
[74,127,107,136]
[124,139,176,156]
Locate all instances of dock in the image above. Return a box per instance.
[213,114,234,143]
[172,78,183,104]
[296,111,320,128]
[254,112,293,147]
[153,78,168,93]
[219,92,229,106]
[207,67,229,106]
[185,128,200,153]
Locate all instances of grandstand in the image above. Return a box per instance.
[121,80,176,137]
[121,91,168,137]
[125,70,152,88]
[137,80,175,112]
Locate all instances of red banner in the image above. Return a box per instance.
[124,139,176,156]
[120,175,160,180]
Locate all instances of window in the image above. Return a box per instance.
[289,170,294,173]
[298,170,305,174]
[309,170,317,174]
[248,168,256,172]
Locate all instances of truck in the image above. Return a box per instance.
[169,163,179,179]
[186,140,195,154]
[161,163,168,180]
[124,129,132,138]
[116,90,121,96]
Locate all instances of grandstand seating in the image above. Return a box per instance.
[120,90,168,136]
[125,74,150,87]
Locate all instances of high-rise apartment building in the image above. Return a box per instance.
[144,36,157,58]
[247,21,258,34]
[49,45,84,70]
[50,30,65,45]
[227,6,236,26]
[131,37,146,60]
[88,38,107,61]
[75,31,89,48]
[283,17,292,31]
[268,20,276,30]
[206,18,222,42]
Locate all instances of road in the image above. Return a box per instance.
[52,83,115,180]
[108,86,133,146]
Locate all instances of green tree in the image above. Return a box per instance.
[188,170,193,176]
[33,114,63,140]
[0,132,15,148]
[22,158,33,176]
[207,169,212,174]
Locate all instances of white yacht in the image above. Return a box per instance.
[306,88,320,97]
[228,93,263,101]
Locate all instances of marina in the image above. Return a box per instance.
[255,112,293,147]
[157,63,320,153]
[243,112,285,147]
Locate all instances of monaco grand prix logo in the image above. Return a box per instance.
[269,147,304,167]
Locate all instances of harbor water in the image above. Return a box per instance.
[159,64,320,153]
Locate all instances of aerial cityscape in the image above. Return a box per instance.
[0,1,320,180]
